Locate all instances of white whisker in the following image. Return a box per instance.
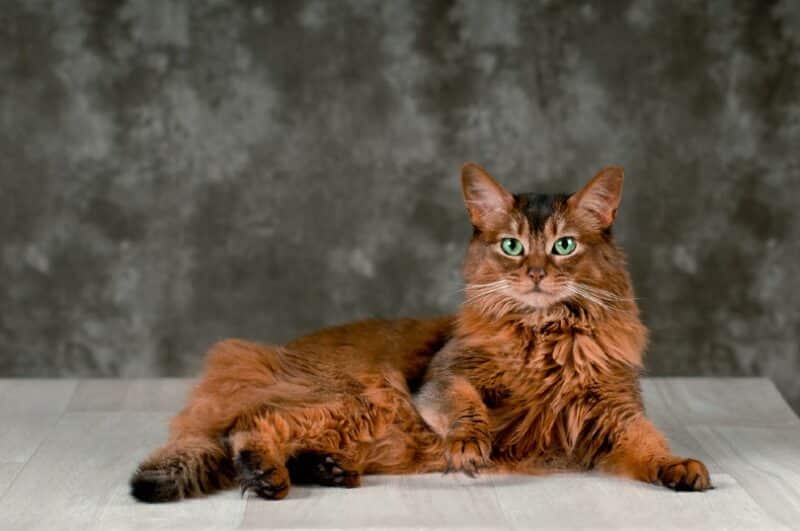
[565,285,608,309]
[564,282,637,316]
[461,280,527,317]
[463,284,509,305]
[570,282,637,302]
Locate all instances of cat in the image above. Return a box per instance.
[414,163,710,490]
[130,163,710,503]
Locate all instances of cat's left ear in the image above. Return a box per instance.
[568,166,624,229]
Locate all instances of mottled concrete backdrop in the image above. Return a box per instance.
[2,1,799,408]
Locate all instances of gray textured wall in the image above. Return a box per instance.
[2,1,800,409]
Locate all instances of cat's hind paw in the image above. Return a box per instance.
[288,452,361,488]
[235,450,290,500]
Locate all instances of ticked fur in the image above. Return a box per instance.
[131,164,710,503]
[416,164,709,489]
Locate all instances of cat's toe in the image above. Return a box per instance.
[288,452,361,487]
[445,437,491,476]
[659,458,711,491]
[316,455,361,488]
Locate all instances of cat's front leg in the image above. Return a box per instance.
[416,375,491,475]
[596,415,711,491]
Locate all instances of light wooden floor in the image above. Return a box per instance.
[0,378,798,530]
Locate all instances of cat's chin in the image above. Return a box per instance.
[513,290,565,310]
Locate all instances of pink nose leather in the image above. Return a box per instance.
[528,267,546,283]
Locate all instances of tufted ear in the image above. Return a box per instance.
[568,166,624,229]
[460,162,514,230]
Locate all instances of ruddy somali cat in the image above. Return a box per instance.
[131,163,710,503]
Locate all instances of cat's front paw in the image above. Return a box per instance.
[658,458,711,491]
[445,436,491,476]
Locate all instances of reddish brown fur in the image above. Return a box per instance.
[131,164,709,503]
[416,164,709,490]
[131,318,452,502]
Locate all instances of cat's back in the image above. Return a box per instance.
[285,316,455,383]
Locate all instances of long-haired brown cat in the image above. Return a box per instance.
[131,163,710,503]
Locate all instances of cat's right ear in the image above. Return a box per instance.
[461,163,514,230]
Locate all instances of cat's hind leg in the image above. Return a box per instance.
[131,339,292,502]
[288,452,361,488]
[227,399,369,499]
[234,442,292,500]
[227,373,418,499]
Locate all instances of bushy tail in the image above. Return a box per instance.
[130,436,235,503]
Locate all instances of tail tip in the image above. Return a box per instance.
[130,468,180,503]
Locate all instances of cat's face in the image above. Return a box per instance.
[460,163,626,313]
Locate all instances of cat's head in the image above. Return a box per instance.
[460,163,631,316]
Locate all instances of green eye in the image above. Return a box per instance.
[553,236,577,256]
[500,238,524,256]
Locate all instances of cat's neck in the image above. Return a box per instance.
[457,299,595,334]
[454,299,646,368]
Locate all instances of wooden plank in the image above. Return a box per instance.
[0,462,22,499]
[121,378,194,412]
[0,378,798,530]
[490,472,786,530]
[242,473,786,530]
[100,487,244,531]
[0,415,62,463]
[0,379,77,464]
[66,380,129,412]
[0,379,76,416]
[241,473,511,530]
[0,411,243,531]
[642,378,799,428]
[690,425,800,529]
[66,379,194,413]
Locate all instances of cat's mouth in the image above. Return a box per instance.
[514,288,565,309]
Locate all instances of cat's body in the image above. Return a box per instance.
[131,164,710,503]
[131,317,453,501]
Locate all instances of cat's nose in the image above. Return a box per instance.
[528,267,546,283]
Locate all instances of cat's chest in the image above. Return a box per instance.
[480,331,601,408]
